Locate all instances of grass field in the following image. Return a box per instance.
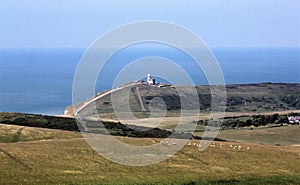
[193,125,300,146]
[0,124,299,184]
[217,125,300,146]
[0,124,81,143]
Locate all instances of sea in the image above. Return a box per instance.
[0,46,299,115]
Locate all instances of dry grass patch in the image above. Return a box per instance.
[0,124,82,143]
[217,125,300,146]
[0,136,299,184]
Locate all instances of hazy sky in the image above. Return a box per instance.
[1,0,299,48]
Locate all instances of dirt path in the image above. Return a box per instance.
[0,147,32,169]
[135,86,146,111]
[12,127,24,142]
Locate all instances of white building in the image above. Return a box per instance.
[147,73,156,85]
[288,116,300,124]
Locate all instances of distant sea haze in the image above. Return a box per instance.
[0,47,299,115]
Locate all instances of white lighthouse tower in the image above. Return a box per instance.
[147,73,155,85]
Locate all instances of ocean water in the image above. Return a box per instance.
[0,47,299,115]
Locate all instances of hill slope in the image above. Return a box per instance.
[66,83,300,120]
[0,135,299,184]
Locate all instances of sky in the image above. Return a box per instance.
[0,0,299,48]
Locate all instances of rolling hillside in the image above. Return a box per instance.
[0,129,299,184]
[0,83,299,184]
[66,83,300,121]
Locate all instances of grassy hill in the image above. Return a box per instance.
[67,83,300,120]
[192,125,300,147]
[1,82,299,184]
[0,112,299,184]
[0,131,299,184]
[0,112,177,139]
[0,124,81,143]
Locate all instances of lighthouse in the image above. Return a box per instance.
[147,73,155,85]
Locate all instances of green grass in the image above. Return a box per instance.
[75,83,300,119]
[0,124,81,143]
[178,176,300,185]
[1,110,300,184]
[0,128,299,184]
[216,125,300,146]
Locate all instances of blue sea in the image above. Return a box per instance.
[0,47,299,115]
